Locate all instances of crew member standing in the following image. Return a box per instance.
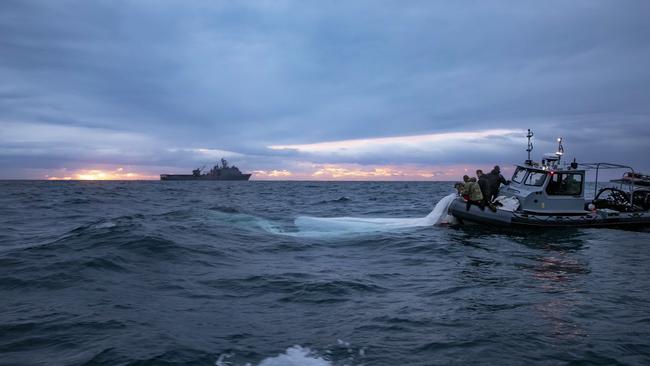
[485,165,509,203]
[462,175,484,211]
[476,169,496,212]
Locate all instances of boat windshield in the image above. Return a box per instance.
[524,171,547,186]
[512,167,527,183]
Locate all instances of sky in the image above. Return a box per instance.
[1,0,649,180]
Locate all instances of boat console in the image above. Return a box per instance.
[501,164,586,214]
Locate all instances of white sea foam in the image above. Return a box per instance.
[215,346,331,366]
[255,346,330,366]
[215,353,233,366]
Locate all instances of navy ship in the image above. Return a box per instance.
[448,130,650,228]
[160,159,252,181]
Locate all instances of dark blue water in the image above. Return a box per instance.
[1,181,649,365]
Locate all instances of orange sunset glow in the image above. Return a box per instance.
[251,164,500,181]
[46,168,156,181]
[42,163,511,181]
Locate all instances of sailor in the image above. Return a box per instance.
[477,170,496,212]
[485,165,509,203]
[460,175,469,200]
[463,175,484,211]
[476,169,488,199]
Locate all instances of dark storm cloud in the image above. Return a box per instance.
[1,0,649,178]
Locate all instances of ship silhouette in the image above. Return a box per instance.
[160,159,251,181]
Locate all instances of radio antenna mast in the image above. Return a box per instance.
[525,129,534,165]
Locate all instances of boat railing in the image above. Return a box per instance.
[578,162,636,207]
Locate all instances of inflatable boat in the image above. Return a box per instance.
[449,130,650,228]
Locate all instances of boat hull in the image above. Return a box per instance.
[448,198,650,228]
[160,174,251,181]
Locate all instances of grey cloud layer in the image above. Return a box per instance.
[1,0,649,177]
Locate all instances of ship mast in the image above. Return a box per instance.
[525,129,534,165]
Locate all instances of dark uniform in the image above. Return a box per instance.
[477,174,495,211]
[485,167,508,203]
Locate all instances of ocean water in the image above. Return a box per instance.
[1,180,649,366]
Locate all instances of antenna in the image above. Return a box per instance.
[525,129,534,165]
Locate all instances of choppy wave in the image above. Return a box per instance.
[216,341,368,366]
[315,196,351,205]
[216,346,330,366]
[209,205,241,214]
[2,181,650,366]
[255,346,330,366]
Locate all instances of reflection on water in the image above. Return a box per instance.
[528,236,590,342]
[453,225,593,342]
[532,254,589,284]
[507,228,588,252]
